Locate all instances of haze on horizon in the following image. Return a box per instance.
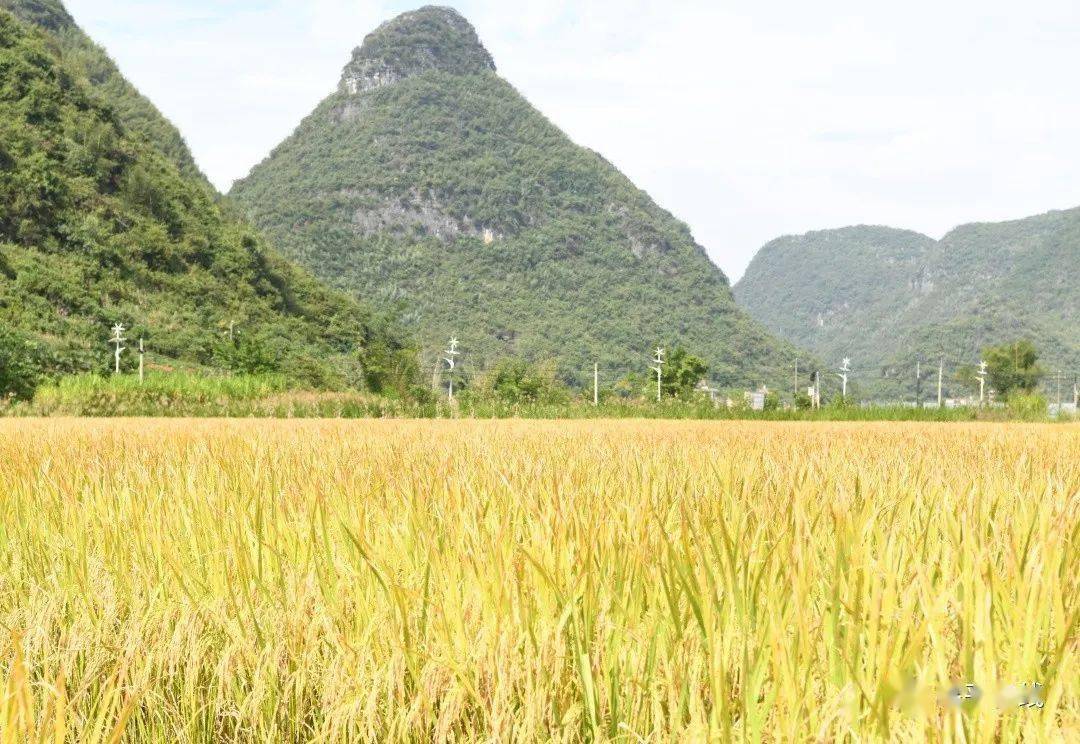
[64,0,1080,281]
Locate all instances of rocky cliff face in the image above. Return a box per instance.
[339,6,495,94]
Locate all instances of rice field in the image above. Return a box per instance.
[0,419,1076,742]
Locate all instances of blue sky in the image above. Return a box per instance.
[64,0,1080,281]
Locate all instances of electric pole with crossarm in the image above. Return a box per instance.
[836,358,851,401]
[443,336,460,402]
[651,348,665,403]
[109,323,127,375]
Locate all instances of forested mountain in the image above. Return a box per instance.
[0,4,413,395]
[231,6,798,386]
[1,0,202,178]
[735,211,1080,388]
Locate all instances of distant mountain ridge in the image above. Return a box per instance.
[735,209,1080,390]
[231,6,799,386]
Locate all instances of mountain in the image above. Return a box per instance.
[734,226,939,371]
[0,4,413,395]
[230,6,798,387]
[734,212,1080,393]
[0,0,202,178]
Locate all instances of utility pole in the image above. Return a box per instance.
[1055,371,1063,410]
[138,338,145,384]
[814,370,821,409]
[836,358,851,401]
[977,361,988,406]
[915,359,922,409]
[651,348,665,404]
[794,358,799,409]
[937,359,944,408]
[443,336,459,402]
[109,323,127,375]
[593,363,599,407]
[228,320,235,343]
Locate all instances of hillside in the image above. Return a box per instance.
[0,0,202,178]
[0,6,413,396]
[735,212,1080,391]
[733,226,940,371]
[231,6,798,387]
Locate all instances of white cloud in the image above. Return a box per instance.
[64,0,1080,280]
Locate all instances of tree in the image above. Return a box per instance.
[477,357,568,405]
[984,340,1044,399]
[0,325,45,401]
[763,390,781,411]
[661,347,708,398]
[954,364,980,397]
[212,330,279,375]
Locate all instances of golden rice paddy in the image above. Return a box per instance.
[0,419,1077,742]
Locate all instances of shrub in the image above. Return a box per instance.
[471,357,569,405]
[0,324,46,400]
[1006,392,1048,420]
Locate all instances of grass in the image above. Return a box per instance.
[6,372,1065,422]
[18,373,418,418]
[0,419,1076,741]
[26,372,292,413]
[454,399,1005,422]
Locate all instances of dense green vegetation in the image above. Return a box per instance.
[734,226,936,371]
[984,339,1045,399]
[659,346,709,398]
[0,322,42,399]
[735,215,1079,397]
[0,6,415,398]
[8,368,1066,421]
[339,4,495,89]
[232,6,800,390]
[467,356,569,406]
[17,372,416,417]
[0,0,201,177]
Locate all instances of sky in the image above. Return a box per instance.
[64,0,1080,282]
